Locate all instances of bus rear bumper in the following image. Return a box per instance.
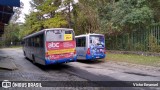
[45,57,77,65]
[86,54,106,60]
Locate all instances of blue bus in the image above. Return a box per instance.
[22,28,77,65]
[75,34,106,60]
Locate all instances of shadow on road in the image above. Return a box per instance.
[25,57,104,71]
[37,64,71,71]
[77,59,104,64]
[25,57,71,71]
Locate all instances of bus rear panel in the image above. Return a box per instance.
[45,29,77,65]
[22,28,77,65]
[86,35,106,60]
[76,34,106,60]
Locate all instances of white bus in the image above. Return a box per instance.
[22,28,77,65]
[75,34,106,60]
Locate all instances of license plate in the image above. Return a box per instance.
[96,57,99,58]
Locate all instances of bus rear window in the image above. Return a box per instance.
[46,30,74,41]
[90,35,105,47]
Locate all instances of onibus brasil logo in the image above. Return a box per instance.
[2,80,11,88]
[2,80,42,88]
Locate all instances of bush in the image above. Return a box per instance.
[148,35,160,52]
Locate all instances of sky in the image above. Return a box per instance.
[18,0,31,22]
[18,0,78,23]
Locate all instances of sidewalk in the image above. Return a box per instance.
[0,55,17,70]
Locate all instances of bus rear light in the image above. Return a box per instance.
[74,49,76,55]
[46,52,49,57]
[87,48,90,55]
[104,48,106,54]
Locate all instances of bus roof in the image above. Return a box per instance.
[75,33,104,38]
[23,28,73,39]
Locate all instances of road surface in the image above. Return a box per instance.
[0,48,160,90]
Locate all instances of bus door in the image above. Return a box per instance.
[45,30,76,61]
[76,37,87,59]
[89,35,105,58]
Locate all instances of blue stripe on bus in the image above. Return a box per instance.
[45,56,77,65]
[86,54,106,60]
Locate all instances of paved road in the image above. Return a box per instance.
[0,48,160,90]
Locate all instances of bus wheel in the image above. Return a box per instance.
[32,55,36,64]
[23,51,26,56]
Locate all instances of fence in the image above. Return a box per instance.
[106,25,160,52]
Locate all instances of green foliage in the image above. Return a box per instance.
[73,0,100,35]
[134,42,145,51]
[148,35,160,52]
[7,0,160,53]
[43,14,68,28]
[122,6,153,25]
[0,40,5,48]
[37,0,61,17]
[106,25,160,53]
[62,0,74,28]
[22,0,160,37]
[19,12,43,39]
[21,0,68,37]
[98,0,154,35]
[2,23,21,46]
[147,0,160,23]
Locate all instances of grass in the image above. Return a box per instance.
[106,53,160,67]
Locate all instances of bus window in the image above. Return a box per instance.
[25,39,28,46]
[31,38,34,47]
[46,30,74,41]
[39,34,44,47]
[28,38,32,47]
[81,37,86,47]
[76,37,86,47]
[90,35,105,48]
[65,30,72,34]
[36,36,40,47]
[32,34,44,47]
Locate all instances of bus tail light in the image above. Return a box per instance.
[74,49,76,55]
[104,48,106,54]
[46,52,49,57]
[87,48,90,55]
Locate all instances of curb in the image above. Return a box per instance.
[0,57,18,71]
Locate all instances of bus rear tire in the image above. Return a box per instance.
[23,51,26,56]
[32,55,36,64]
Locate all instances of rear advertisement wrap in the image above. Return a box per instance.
[46,41,76,60]
[64,34,72,41]
[89,35,105,55]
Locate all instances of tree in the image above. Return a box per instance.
[1,2,24,46]
[11,2,24,23]
[61,0,74,28]
[98,0,154,35]
[21,0,160,37]
[73,0,100,35]
[2,23,21,46]
[19,12,43,39]
[147,0,160,24]
[21,0,68,37]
